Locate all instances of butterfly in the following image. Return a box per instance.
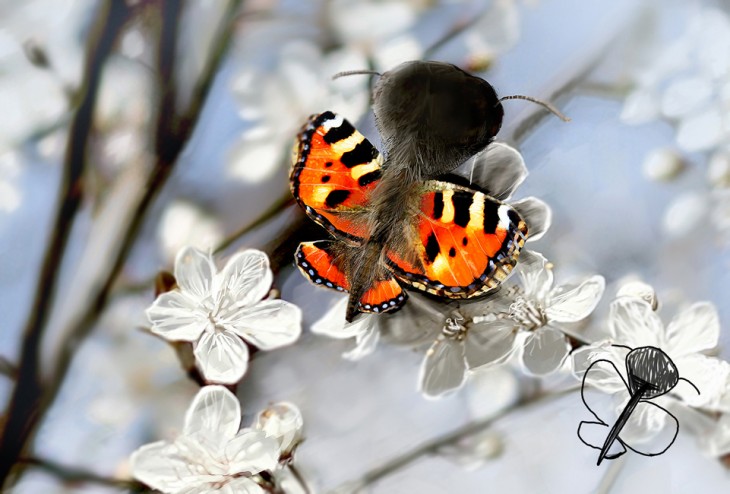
[290,61,565,322]
[578,345,700,465]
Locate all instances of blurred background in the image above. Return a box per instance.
[1,0,730,492]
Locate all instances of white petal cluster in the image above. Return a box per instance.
[621,8,730,153]
[131,386,305,493]
[573,287,730,452]
[146,247,302,384]
[419,250,605,398]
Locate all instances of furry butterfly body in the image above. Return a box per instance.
[290,61,529,321]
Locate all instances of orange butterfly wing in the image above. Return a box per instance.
[295,240,407,315]
[290,112,383,243]
[386,181,528,298]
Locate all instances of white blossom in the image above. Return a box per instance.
[621,8,730,152]
[131,386,304,494]
[573,296,730,448]
[146,247,302,384]
[228,40,370,183]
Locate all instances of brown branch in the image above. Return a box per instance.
[214,194,296,254]
[20,457,146,491]
[0,1,130,486]
[331,387,580,492]
[29,0,243,465]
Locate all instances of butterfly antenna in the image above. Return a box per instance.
[499,95,571,122]
[332,69,382,80]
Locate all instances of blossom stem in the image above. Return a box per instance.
[331,386,580,492]
[0,1,131,486]
[19,457,145,491]
[288,464,312,494]
[594,454,626,494]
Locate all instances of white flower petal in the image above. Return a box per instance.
[545,275,605,323]
[253,402,303,454]
[464,319,518,369]
[225,429,280,474]
[521,326,570,376]
[343,325,380,361]
[183,385,242,442]
[193,331,250,384]
[674,354,730,411]
[517,250,553,302]
[311,297,372,340]
[620,399,672,447]
[379,293,445,346]
[225,299,302,350]
[665,302,720,355]
[130,441,203,492]
[616,280,658,310]
[676,107,724,152]
[453,142,527,200]
[512,197,552,242]
[660,76,713,118]
[146,291,206,341]
[574,345,628,394]
[219,477,266,494]
[608,298,664,348]
[662,192,709,237]
[227,132,286,183]
[620,87,660,124]
[419,337,466,399]
[217,250,273,308]
[175,247,216,301]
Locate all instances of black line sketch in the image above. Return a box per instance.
[577,345,700,465]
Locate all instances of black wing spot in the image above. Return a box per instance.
[325,161,333,168]
[322,175,331,183]
[483,202,499,233]
[324,120,355,144]
[452,191,473,227]
[433,192,444,220]
[357,170,381,187]
[341,141,377,168]
[425,233,440,263]
[325,190,351,208]
[462,237,468,246]
[449,247,456,257]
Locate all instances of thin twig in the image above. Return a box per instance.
[39,0,243,424]
[422,8,489,59]
[0,1,130,486]
[214,194,296,254]
[0,355,18,380]
[330,387,580,493]
[20,457,145,491]
[594,454,626,494]
[287,464,312,494]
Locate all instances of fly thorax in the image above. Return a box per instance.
[508,296,547,331]
[441,311,468,341]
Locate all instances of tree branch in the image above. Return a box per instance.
[24,0,243,473]
[20,457,146,491]
[0,1,130,486]
[331,387,579,492]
